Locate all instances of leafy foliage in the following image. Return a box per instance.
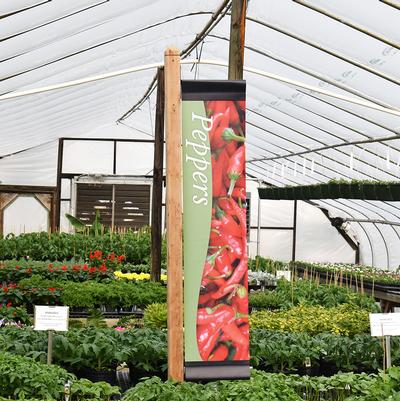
[249,279,379,311]
[0,352,119,400]
[250,304,370,336]
[122,368,400,401]
[143,303,167,329]
[0,229,154,264]
[13,276,166,309]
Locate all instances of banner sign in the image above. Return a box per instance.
[182,80,249,380]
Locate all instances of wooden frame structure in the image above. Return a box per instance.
[0,185,57,235]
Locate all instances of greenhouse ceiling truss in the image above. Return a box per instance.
[1,0,400,268]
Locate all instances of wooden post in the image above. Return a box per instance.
[151,67,165,283]
[164,47,184,382]
[228,0,247,80]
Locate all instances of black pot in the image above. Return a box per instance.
[309,185,322,200]
[293,186,304,200]
[339,183,351,198]
[328,182,340,199]
[128,365,167,385]
[77,367,117,386]
[320,184,331,199]
[349,183,363,199]
[360,183,377,200]
[390,183,400,201]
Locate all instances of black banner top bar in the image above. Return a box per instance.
[181,80,246,101]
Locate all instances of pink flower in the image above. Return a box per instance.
[115,326,126,332]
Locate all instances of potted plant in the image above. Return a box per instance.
[349,180,363,199]
[390,181,400,201]
[54,327,129,386]
[328,180,341,199]
[338,180,351,198]
[360,181,377,200]
[374,182,393,201]
[309,183,323,199]
[321,183,331,199]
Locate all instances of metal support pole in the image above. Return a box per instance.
[151,67,165,283]
[291,200,298,262]
[111,184,116,232]
[256,185,262,256]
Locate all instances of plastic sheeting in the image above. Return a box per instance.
[1,0,400,268]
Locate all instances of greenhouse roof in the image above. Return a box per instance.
[1,0,400,268]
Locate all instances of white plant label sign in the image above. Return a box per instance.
[276,270,291,281]
[369,313,400,337]
[34,305,69,331]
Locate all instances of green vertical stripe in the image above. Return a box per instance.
[182,101,212,362]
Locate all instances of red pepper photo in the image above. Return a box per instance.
[196,99,249,363]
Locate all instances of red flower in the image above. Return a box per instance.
[83,265,89,271]
[48,263,53,268]
[99,264,107,272]
[73,265,81,271]
[6,302,12,308]
[48,288,56,292]
[2,287,9,293]
[89,267,97,273]
[61,266,68,271]
[117,255,125,262]
[15,266,20,270]
[108,253,116,261]
[27,268,32,274]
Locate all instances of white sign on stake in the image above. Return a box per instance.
[276,270,291,281]
[369,313,400,337]
[34,305,69,332]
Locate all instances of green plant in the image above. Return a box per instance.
[0,304,31,325]
[143,303,167,328]
[65,210,109,237]
[53,327,129,371]
[0,351,120,400]
[15,276,166,309]
[0,228,154,264]
[0,352,74,399]
[250,304,370,335]
[249,279,378,312]
[123,369,400,401]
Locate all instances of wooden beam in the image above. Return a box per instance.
[164,47,184,382]
[0,194,18,236]
[0,185,56,194]
[34,194,52,211]
[228,0,247,80]
[151,67,165,283]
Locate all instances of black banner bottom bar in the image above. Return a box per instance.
[185,361,250,381]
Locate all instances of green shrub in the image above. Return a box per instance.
[14,276,167,309]
[249,279,378,312]
[143,303,167,329]
[250,304,370,336]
